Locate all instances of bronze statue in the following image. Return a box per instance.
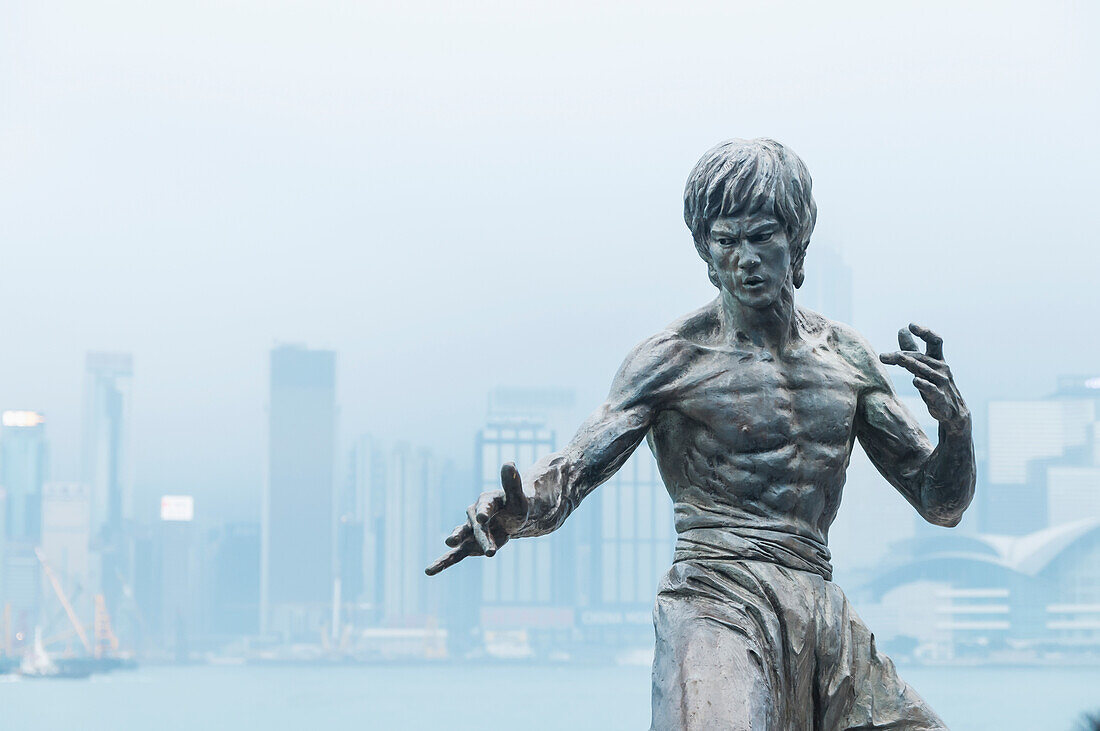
[428,138,975,730]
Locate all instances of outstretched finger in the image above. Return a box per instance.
[425,542,474,576]
[467,505,498,557]
[898,328,920,352]
[501,462,529,515]
[879,352,948,385]
[445,523,471,548]
[909,323,944,360]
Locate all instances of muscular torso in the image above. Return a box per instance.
[646,306,874,547]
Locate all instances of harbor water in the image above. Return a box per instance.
[2,663,1098,730]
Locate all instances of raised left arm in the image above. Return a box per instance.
[856,323,976,527]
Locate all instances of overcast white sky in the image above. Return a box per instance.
[2,1,1097,522]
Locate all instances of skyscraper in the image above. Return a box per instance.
[346,435,448,625]
[984,379,1099,534]
[82,353,133,542]
[381,443,441,623]
[204,522,261,638]
[573,446,676,649]
[0,410,48,542]
[0,411,48,643]
[81,352,133,615]
[263,344,336,638]
[40,482,92,618]
[159,495,197,660]
[347,434,386,619]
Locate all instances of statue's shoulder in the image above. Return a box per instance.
[610,305,713,404]
[798,308,886,385]
[665,301,722,345]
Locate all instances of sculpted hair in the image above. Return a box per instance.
[683,138,818,288]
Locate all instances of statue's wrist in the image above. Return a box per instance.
[940,411,972,437]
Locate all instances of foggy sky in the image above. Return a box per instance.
[2,1,1098,522]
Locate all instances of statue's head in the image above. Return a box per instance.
[683,139,817,308]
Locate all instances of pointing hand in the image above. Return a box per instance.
[425,462,530,576]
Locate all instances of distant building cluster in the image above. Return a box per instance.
[1,353,134,661]
[5,247,1100,666]
[855,375,1100,662]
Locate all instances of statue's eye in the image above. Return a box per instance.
[750,231,772,243]
[717,238,734,247]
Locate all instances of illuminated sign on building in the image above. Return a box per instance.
[2,411,44,428]
[160,495,195,522]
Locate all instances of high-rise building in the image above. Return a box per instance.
[381,443,442,623]
[204,522,260,638]
[1046,467,1100,526]
[346,436,453,632]
[81,352,134,614]
[159,495,197,661]
[82,353,133,540]
[590,446,675,607]
[984,378,1100,534]
[0,411,48,643]
[346,435,386,619]
[262,344,336,638]
[478,418,557,608]
[571,445,676,648]
[0,411,48,542]
[40,483,92,618]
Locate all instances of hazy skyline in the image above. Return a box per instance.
[2,1,1098,522]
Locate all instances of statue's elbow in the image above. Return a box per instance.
[924,485,974,528]
[930,512,963,528]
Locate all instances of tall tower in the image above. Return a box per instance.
[81,352,133,614]
[262,344,336,638]
[0,410,48,542]
[0,411,49,642]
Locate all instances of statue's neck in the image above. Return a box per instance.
[717,285,797,351]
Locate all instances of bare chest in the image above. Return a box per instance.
[668,347,860,452]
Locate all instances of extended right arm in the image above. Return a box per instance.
[426,331,686,575]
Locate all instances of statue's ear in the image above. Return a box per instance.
[707,264,721,288]
[792,241,808,289]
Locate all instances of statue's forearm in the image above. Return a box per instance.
[511,451,587,538]
[918,418,976,527]
[511,408,649,538]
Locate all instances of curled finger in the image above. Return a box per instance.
[909,323,944,360]
[474,491,505,524]
[467,505,498,557]
[898,328,920,352]
[445,523,471,548]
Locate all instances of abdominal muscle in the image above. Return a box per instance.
[648,415,853,550]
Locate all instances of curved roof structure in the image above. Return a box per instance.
[862,519,1100,599]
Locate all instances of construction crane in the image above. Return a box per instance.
[34,548,92,655]
[94,595,119,658]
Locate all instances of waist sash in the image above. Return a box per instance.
[674,526,833,581]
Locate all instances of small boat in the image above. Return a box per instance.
[20,629,91,680]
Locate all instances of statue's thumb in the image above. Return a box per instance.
[501,463,528,512]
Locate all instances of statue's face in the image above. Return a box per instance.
[706,212,792,309]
